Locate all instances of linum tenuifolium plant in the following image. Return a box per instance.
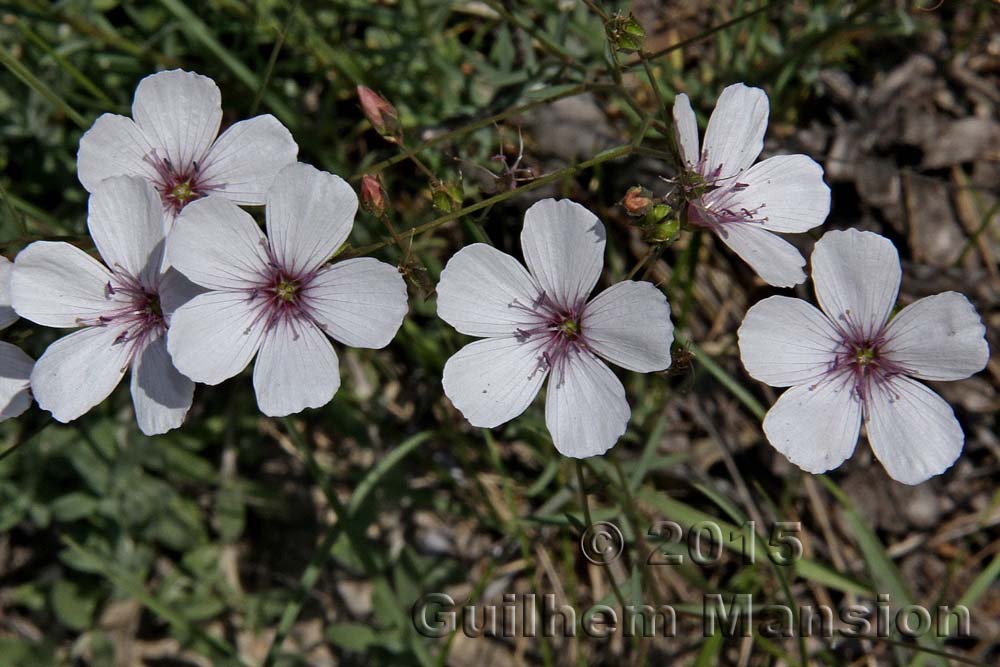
[0,70,990,485]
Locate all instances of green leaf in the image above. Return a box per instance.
[326,623,379,653]
[50,579,98,631]
[50,492,98,522]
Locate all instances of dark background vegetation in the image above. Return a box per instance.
[0,1,997,665]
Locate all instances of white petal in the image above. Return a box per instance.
[131,69,221,170]
[762,375,862,474]
[672,93,700,168]
[545,349,629,458]
[0,341,33,421]
[811,229,900,340]
[130,335,194,435]
[702,83,769,180]
[167,197,269,290]
[882,292,989,381]
[436,244,543,337]
[252,317,341,417]
[521,199,605,309]
[582,280,673,372]
[720,155,830,233]
[442,335,548,428]
[166,290,266,385]
[76,114,159,193]
[198,115,298,205]
[308,258,407,349]
[714,223,806,287]
[0,255,17,329]
[865,375,963,485]
[30,325,131,423]
[738,296,841,387]
[11,242,113,328]
[158,268,206,321]
[266,162,357,276]
[87,176,165,286]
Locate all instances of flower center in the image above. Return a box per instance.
[854,346,876,367]
[558,317,580,340]
[275,278,300,302]
[170,180,195,204]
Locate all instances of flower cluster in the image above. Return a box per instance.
[6,70,407,434]
[0,73,989,485]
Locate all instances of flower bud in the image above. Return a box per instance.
[360,174,387,216]
[357,86,401,142]
[607,12,645,54]
[645,207,680,244]
[622,186,654,217]
[432,181,463,213]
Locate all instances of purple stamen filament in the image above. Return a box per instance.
[511,291,588,386]
[79,267,166,371]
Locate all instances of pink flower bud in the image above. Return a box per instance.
[357,86,401,142]
[360,174,387,216]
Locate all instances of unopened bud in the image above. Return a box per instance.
[432,181,463,213]
[360,174,387,216]
[607,12,645,54]
[645,207,680,244]
[622,186,654,217]
[357,86,401,142]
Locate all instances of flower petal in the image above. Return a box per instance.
[714,223,806,287]
[159,268,206,321]
[436,244,543,337]
[131,69,222,169]
[167,196,269,290]
[198,115,298,205]
[882,292,989,381]
[865,375,963,485]
[308,258,407,349]
[266,162,357,276]
[76,114,159,192]
[521,199,605,309]
[738,296,841,387]
[88,176,165,286]
[166,290,266,385]
[545,349,629,458]
[0,256,17,329]
[252,317,341,417]
[582,280,673,372]
[811,229,900,340]
[702,83,769,180]
[721,155,830,233]
[442,336,548,428]
[672,93,700,168]
[0,341,33,421]
[130,335,194,435]
[11,242,113,328]
[762,375,862,474]
[30,325,131,423]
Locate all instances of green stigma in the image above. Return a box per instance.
[144,294,163,318]
[275,279,299,302]
[855,347,876,366]
[171,181,194,202]
[559,318,580,339]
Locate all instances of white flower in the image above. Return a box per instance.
[164,162,408,417]
[738,229,989,484]
[437,199,674,458]
[673,83,830,287]
[78,69,298,220]
[0,256,34,421]
[11,177,197,435]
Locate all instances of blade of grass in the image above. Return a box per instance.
[0,43,89,129]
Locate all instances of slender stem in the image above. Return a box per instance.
[574,460,629,614]
[353,83,593,181]
[344,144,635,258]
